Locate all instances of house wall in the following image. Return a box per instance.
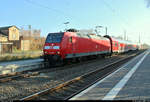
[0,44,1,53]
[0,36,8,42]
[8,26,19,41]
[19,36,45,51]
[0,43,13,53]
[21,40,30,51]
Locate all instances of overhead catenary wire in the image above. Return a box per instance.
[101,0,133,41]
[101,0,130,28]
[24,0,87,27]
[24,0,131,35]
[25,0,67,17]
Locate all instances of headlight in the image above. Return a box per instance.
[53,46,60,49]
[56,51,60,54]
[44,51,48,54]
[44,46,50,49]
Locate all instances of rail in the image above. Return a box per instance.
[20,50,143,100]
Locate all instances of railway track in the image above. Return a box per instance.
[0,50,144,101]
[0,63,46,83]
[0,58,104,83]
[20,50,144,100]
[0,51,132,83]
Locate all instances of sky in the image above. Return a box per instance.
[0,0,150,44]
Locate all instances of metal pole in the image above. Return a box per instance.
[95,26,103,35]
[105,27,107,35]
[22,40,24,54]
[124,30,126,40]
[139,33,141,44]
[64,22,69,31]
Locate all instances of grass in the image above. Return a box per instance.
[12,49,42,54]
[0,51,43,62]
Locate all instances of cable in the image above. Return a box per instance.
[101,0,130,28]
[25,0,70,18]
[24,0,86,26]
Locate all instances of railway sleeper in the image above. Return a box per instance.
[47,92,66,99]
[63,85,83,92]
[53,90,74,98]
[49,93,69,100]
[38,94,62,100]
[65,84,82,90]
[60,87,78,93]
[69,82,86,88]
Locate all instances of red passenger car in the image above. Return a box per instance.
[110,37,139,53]
[103,35,139,53]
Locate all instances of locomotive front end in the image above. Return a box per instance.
[43,32,64,64]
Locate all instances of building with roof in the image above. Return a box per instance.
[19,25,45,51]
[0,25,20,41]
[0,25,19,54]
[0,34,8,42]
[0,25,45,53]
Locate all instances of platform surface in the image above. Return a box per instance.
[70,49,150,100]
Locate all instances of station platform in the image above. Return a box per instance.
[0,58,43,75]
[70,49,150,100]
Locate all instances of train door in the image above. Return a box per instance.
[69,36,76,54]
[72,36,76,54]
[68,36,73,54]
[118,43,121,53]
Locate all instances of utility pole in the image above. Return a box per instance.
[95,26,102,35]
[105,27,108,35]
[124,30,126,40]
[28,25,32,51]
[138,33,141,49]
[126,36,128,41]
[95,26,108,35]
[29,25,32,37]
[139,33,141,44]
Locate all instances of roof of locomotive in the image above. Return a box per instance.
[68,31,109,40]
[65,29,109,40]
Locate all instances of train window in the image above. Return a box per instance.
[115,42,118,47]
[69,37,72,43]
[113,42,115,46]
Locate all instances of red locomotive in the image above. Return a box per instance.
[43,30,138,65]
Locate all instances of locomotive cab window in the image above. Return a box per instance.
[45,33,64,43]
